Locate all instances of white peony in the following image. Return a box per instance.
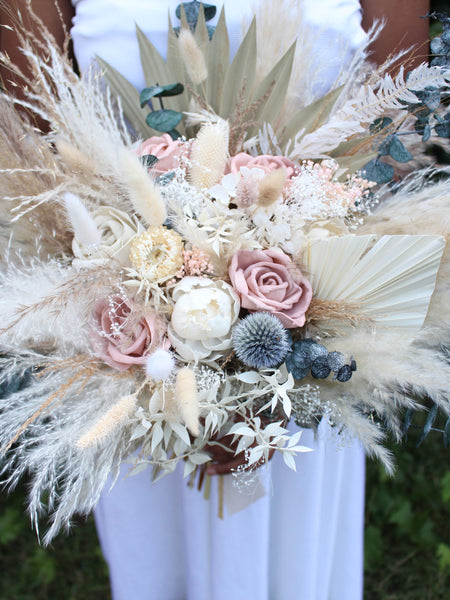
[168,276,240,362]
[72,206,143,268]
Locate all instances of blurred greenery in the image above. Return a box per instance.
[0,421,448,599]
[0,489,110,600]
[364,415,450,600]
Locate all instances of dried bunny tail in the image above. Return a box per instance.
[189,120,229,190]
[118,150,166,226]
[63,192,101,247]
[76,395,137,449]
[54,138,97,174]
[178,28,208,85]
[257,168,286,207]
[175,367,200,436]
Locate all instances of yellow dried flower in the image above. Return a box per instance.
[129,226,184,281]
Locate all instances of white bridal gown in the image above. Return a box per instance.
[71,1,367,599]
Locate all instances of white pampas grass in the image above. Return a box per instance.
[178,28,208,85]
[63,192,101,247]
[118,150,166,226]
[189,120,229,190]
[145,349,175,381]
[175,367,200,436]
[76,395,137,449]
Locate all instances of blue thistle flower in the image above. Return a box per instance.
[232,312,291,369]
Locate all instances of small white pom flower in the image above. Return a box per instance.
[145,349,175,381]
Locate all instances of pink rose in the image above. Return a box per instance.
[226,153,298,179]
[137,134,189,175]
[229,249,313,328]
[92,295,168,371]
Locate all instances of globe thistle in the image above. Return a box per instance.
[232,312,291,369]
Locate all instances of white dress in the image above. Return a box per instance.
[71,2,366,599]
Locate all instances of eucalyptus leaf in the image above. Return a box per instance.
[361,158,394,184]
[388,135,413,163]
[146,109,183,132]
[156,171,176,186]
[416,404,439,447]
[422,123,432,142]
[401,408,415,440]
[176,1,216,24]
[140,83,184,107]
[370,117,393,134]
[444,416,450,448]
[139,154,159,168]
[435,120,450,138]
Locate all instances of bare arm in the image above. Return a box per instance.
[360,0,430,70]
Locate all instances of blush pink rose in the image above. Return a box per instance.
[226,153,298,179]
[137,134,189,175]
[229,249,313,328]
[92,295,168,371]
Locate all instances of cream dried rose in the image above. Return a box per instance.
[168,277,240,361]
[73,207,142,268]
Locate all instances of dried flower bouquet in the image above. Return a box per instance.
[0,3,449,542]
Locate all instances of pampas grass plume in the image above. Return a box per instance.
[190,120,229,190]
[63,192,101,246]
[119,150,167,226]
[175,367,200,436]
[55,138,96,174]
[76,395,137,449]
[146,349,175,381]
[179,28,208,84]
[257,168,286,207]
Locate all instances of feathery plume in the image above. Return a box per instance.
[257,168,286,207]
[189,120,229,190]
[178,28,208,85]
[118,150,166,226]
[76,395,137,449]
[175,367,200,436]
[63,192,101,247]
[55,138,96,174]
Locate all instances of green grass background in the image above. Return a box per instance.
[0,424,449,600]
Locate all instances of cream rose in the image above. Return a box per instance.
[168,277,240,361]
[73,207,142,268]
